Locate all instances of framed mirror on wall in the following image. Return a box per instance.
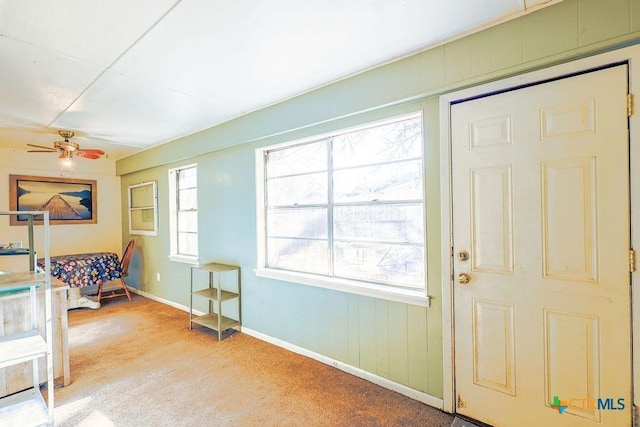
[128,181,158,236]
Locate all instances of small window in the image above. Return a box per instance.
[169,164,198,263]
[128,181,158,236]
[256,113,426,302]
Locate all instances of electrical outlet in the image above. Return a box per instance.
[156,273,161,282]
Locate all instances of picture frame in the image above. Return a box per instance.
[9,174,98,226]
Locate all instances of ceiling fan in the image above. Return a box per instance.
[27,131,105,160]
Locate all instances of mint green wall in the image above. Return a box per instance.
[118,0,640,399]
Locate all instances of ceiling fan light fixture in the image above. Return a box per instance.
[59,151,74,175]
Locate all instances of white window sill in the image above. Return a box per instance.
[168,254,199,265]
[254,267,430,307]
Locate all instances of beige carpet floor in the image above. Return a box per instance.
[53,294,455,426]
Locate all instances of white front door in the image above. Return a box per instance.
[451,65,632,426]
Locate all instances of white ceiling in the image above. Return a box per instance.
[0,0,554,161]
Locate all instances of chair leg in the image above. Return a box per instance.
[96,279,131,303]
[120,278,132,302]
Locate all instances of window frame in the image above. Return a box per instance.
[128,181,158,236]
[168,164,199,264]
[255,112,429,306]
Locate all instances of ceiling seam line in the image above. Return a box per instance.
[46,0,185,129]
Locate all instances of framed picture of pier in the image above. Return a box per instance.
[9,174,97,225]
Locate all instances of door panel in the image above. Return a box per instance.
[470,166,514,274]
[452,65,631,426]
[543,310,600,422]
[472,299,516,395]
[542,158,597,282]
[540,100,595,139]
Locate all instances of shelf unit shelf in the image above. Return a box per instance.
[189,262,241,340]
[0,211,53,427]
[0,330,47,369]
[191,313,239,331]
[0,388,49,427]
[192,288,238,302]
[0,272,46,289]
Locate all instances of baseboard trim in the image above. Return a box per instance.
[134,288,445,410]
[242,326,445,410]
[129,287,194,313]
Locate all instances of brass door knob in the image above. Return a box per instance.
[458,273,471,284]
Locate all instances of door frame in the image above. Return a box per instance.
[439,44,640,415]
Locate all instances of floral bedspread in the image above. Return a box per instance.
[37,252,122,288]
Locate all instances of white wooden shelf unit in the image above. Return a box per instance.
[0,211,53,427]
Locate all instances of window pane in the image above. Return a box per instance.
[267,208,327,238]
[333,117,422,168]
[178,232,198,256]
[178,167,197,189]
[267,140,327,178]
[130,184,154,208]
[130,208,155,231]
[178,211,197,233]
[333,204,423,244]
[333,242,424,289]
[334,160,422,203]
[267,238,329,275]
[179,188,197,210]
[267,172,327,206]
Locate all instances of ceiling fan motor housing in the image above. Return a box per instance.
[58,130,74,139]
[54,140,79,152]
[55,130,78,152]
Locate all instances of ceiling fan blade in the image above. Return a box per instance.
[27,150,57,153]
[76,150,104,159]
[27,143,57,151]
[82,148,105,155]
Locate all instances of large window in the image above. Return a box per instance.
[257,113,426,300]
[169,164,198,263]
